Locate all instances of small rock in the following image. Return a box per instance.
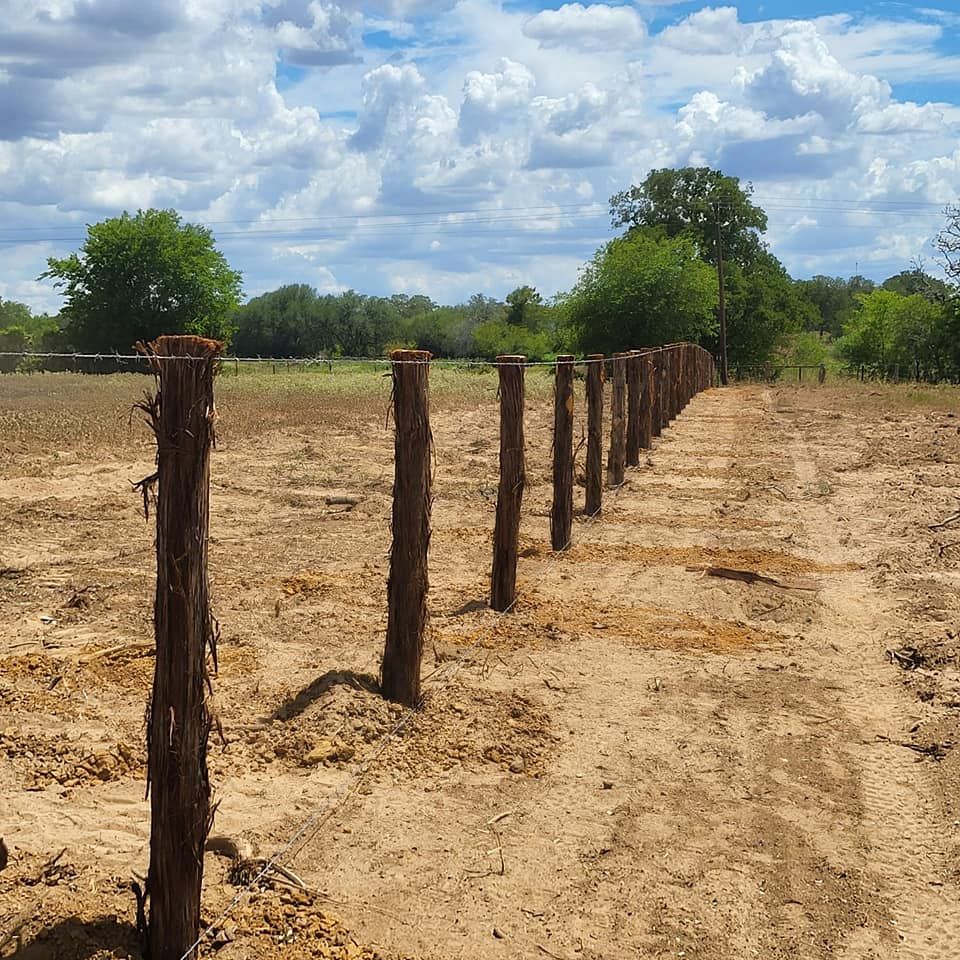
[509,757,525,774]
[602,780,614,790]
[492,927,506,939]
[303,738,335,766]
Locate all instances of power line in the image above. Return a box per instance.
[0,195,954,246]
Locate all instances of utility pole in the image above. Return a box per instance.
[715,203,728,386]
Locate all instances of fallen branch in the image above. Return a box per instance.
[79,642,154,664]
[929,511,960,531]
[900,741,951,761]
[537,945,570,960]
[686,565,817,591]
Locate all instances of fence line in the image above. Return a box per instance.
[6,337,714,957]
[174,340,714,957]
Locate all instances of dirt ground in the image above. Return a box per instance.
[2,369,960,960]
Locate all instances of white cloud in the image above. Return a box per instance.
[522,3,646,52]
[734,23,891,123]
[659,6,745,55]
[459,58,535,143]
[1,1,960,316]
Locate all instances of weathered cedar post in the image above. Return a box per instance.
[490,355,526,612]
[639,352,654,451]
[676,345,685,413]
[661,350,671,431]
[550,355,575,551]
[607,353,627,487]
[651,350,663,439]
[626,350,642,467]
[670,347,679,420]
[585,354,604,516]
[660,348,672,427]
[381,349,432,707]
[139,335,222,960]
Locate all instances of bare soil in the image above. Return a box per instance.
[2,372,960,960]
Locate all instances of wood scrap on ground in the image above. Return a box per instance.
[685,565,818,591]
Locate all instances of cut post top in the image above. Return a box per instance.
[138,335,224,358]
[496,354,527,364]
[555,354,575,363]
[389,349,432,362]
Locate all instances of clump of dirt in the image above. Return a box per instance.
[0,729,143,791]
[205,886,411,959]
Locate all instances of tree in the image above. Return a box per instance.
[882,266,952,301]
[721,251,804,365]
[563,232,717,354]
[937,205,960,283]
[504,285,543,328]
[838,289,947,379]
[42,209,242,352]
[610,167,767,267]
[0,297,32,329]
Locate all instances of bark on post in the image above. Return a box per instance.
[382,349,432,707]
[550,355,575,551]
[490,355,526,612]
[639,353,654,451]
[626,350,642,467]
[650,350,663,439]
[138,335,222,960]
[585,354,604,516]
[607,353,627,487]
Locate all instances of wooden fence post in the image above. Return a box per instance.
[550,355,575,551]
[607,353,627,487]
[662,348,673,426]
[626,350,642,467]
[639,352,654,451]
[585,354,604,516]
[491,355,526,612]
[381,349,432,707]
[137,335,222,960]
[651,350,663,439]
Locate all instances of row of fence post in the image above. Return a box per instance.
[136,337,713,959]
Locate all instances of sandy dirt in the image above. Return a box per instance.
[2,371,960,960]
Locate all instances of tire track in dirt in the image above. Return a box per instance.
[776,390,960,960]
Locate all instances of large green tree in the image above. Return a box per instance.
[42,208,242,352]
[563,231,718,353]
[721,251,805,365]
[610,167,767,267]
[838,288,947,379]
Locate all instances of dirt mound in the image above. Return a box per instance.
[234,681,557,781]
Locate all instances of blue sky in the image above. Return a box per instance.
[1,1,959,313]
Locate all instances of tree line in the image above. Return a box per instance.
[5,168,959,378]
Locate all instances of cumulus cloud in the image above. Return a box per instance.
[522,3,646,52]
[659,6,746,55]
[459,59,535,143]
[734,24,891,123]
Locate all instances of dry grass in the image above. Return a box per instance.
[0,365,555,477]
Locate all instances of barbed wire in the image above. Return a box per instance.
[0,346,709,367]
[172,370,703,960]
